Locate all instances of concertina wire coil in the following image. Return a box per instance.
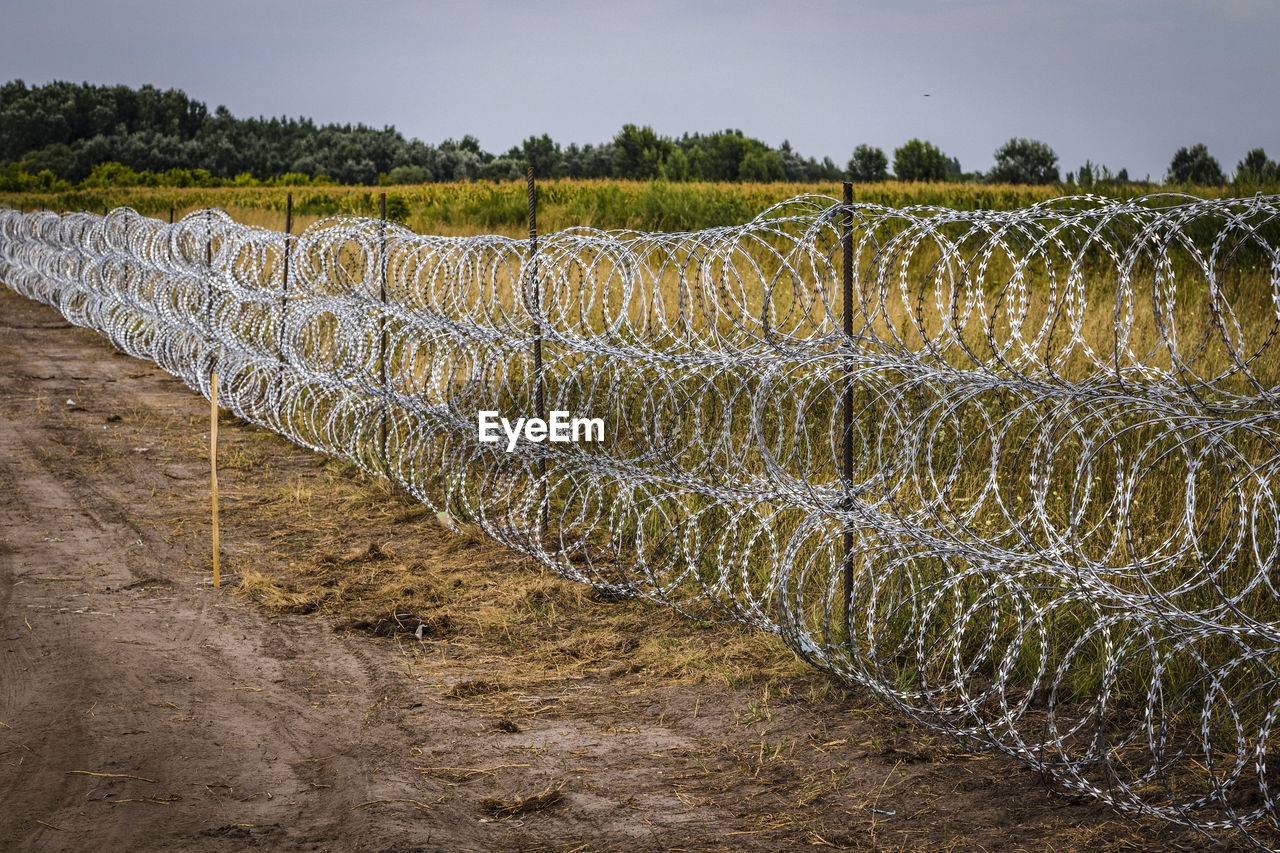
[2,193,1280,847]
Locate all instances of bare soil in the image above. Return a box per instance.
[0,286,1233,851]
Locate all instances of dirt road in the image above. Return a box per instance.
[0,286,1223,851]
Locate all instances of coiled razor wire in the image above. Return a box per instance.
[3,194,1280,846]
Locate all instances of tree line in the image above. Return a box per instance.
[0,80,847,188]
[2,80,1276,192]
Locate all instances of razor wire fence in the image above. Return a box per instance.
[3,191,1280,847]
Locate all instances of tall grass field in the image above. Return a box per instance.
[0,178,1243,236]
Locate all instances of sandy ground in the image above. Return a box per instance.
[0,286,1237,851]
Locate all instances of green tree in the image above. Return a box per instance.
[678,130,751,181]
[80,161,147,187]
[18,142,75,177]
[388,164,431,184]
[1236,148,1278,184]
[987,138,1058,184]
[739,149,784,182]
[1078,161,1095,189]
[664,147,690,181]
[1167,144,1225,184]
[893,139,948,182]
[613,124,672,180]
[847,144,888,182]
[521,133,563,178]
[0,79,903,187]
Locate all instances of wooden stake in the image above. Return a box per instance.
[210,372,220,588]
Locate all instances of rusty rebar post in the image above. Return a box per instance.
[841,182,855,627]
[206,209,215,348]
[378,192,390,477]
[277,193,292,364]
[527,168,548,541]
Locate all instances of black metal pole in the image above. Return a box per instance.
[378,192,390,476]
[206,209,214,310]
[278,192,293,363]
[169,205,175,224]
[527,168,547,540]
[841,182,855,625]
[206,209,218,393]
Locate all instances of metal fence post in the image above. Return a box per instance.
[527,168,548,541]
[378,192,390,476]
[278,192,292,364]
[841,182,855,627]
[206,209,215,342]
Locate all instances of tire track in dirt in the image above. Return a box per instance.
[0,420,455,850]
[0,296,503,852]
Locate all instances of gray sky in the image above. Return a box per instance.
[4,0,1277,180]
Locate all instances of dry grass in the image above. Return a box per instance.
[2,178,1199,238]
[222,428,808,698]
[478,783,566,819]
[203,204,1280,739]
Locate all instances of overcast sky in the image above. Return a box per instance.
[3,0,1277,180]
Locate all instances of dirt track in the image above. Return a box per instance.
[0,286,1228,851]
